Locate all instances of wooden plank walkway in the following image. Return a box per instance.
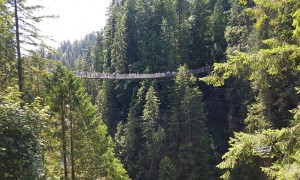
[76,66,213,80]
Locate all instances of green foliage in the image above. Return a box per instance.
[0,0,16,90]
[23,54,56,102]
[142,86,160,135]
[112,2,127,73]
[53,33,98,69]
[114,83,147,178]
[140,85,164,179]
[97,80,119,134]
[158,156,177,180]
[54,5,230,179]
[218,108,300,179]
[202,45,300,86]
[94,31,105,72]
[0,87,49,179]
[46,0,300,179]
[103,1,119,72]
[166,65,214,179]
[181,0,214,68]
[160,0,180,68]
[225,0,255,54]
[115,83,165,180]
[203,44,300,130]
[203,0,300,179]
[211,0,228,62]
[44,65,129,179]
[293,8,300,39]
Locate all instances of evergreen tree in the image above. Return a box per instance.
[44,64,129,179]
[211,0,227,62]
[103,0,119,72]
[97,80,118,135]
[139,85,164,179]
[158,156,177,180]
[179,86,213,179]
[175,0,191,64]
[217,101,300,179]
[112,1,127,73]
[124,0,139,72]
[186,0,213,68]
[56,33,98,69]
[159,0,180,69]
[22,53,53,102]
[167,65,214,179]
[44,65,71,179]
[223,0,255,134]
[115,83,147,178]
[225,0,255,54]
[94,31,105,72]
[135,0,167,72]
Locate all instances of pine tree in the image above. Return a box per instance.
[124,0,139,72]
[135,0,166,72]
[175,0,191,64]
[114,83,147,178]
[103,0,119,72]
[211,0,227,62]
[140,85,164,179]
[158,157,177,180]
[179,87,213,179]
[22,53,52,102]
[94,31,104,72]
[167,65,214,179]
[160,0,180,69]
[112,2,127,73]
[186,0,213,68]
[72,81,128,180]
[97,80,118,135]
[44,65,70,179]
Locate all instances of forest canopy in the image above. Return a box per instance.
[1,0,300,179]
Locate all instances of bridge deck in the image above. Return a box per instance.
[76,66,212,80]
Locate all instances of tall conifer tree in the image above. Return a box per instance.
[167,65,214,179]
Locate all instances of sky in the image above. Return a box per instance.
[27,0,111,47]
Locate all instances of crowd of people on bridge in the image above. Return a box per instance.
[75,65,212,79]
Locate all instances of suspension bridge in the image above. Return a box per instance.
[76,65,213,80]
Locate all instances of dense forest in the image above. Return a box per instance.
[1,0,300,179]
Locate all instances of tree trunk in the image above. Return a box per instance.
[13,0,23,95]
[69,90,75,180]
[61,99,68,179]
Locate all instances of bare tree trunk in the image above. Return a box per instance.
[61,99,68,179]
[70,113,75,180]
[13,0,23,95]
[69,89,75,180]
